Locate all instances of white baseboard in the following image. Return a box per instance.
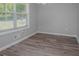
[0,32,37,52]
[37,31,77,38]
[38,31,79,44]
[0,31,78,52]
[76,36,79,44]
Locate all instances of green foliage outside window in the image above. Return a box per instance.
[0,3,28,30]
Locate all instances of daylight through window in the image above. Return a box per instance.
[0,3,29,31]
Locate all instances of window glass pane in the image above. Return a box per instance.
[0,4,5,12]
[0,3,28,31]
[0,21,14,30]
[0,13,5,21]
[6,13,14,20]
[16,14,26,27]
[6,3,14,12]
[0,13,14,30]
[6,13,14,29]
[16,3,26,13]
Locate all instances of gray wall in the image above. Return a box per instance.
[0,4,37,48]
[77,4,79,42]
[0,3,79,48]
[37,3,77,36]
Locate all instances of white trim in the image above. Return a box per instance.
[26,3,30,29]
[0,3,30,35]
[0,26,29,36]
[38,31,78,43]
[37,31,77,37]
[76,35,79,44]
[0,31,77,52]
[0,32,37,52]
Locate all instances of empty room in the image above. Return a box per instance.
[0,3,79,56]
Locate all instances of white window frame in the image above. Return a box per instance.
[0,3,30,35]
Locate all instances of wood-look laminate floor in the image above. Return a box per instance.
[0,33,79,56]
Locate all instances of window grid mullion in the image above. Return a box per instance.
[13,3,17,28]
[26,4,30,27]
[0,3,28,32]
[5,3,7,21]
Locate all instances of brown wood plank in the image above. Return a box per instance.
[0,33,78,56]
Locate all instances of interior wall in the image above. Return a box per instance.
[37,3,77,36]
[0,3,78,49]
[76,4,79,43]
[0,3,37,48]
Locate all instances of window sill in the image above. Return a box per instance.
[0,25,29,36]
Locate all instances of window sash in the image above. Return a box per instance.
[0,3,28,31]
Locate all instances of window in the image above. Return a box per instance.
[0,3,29,31]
